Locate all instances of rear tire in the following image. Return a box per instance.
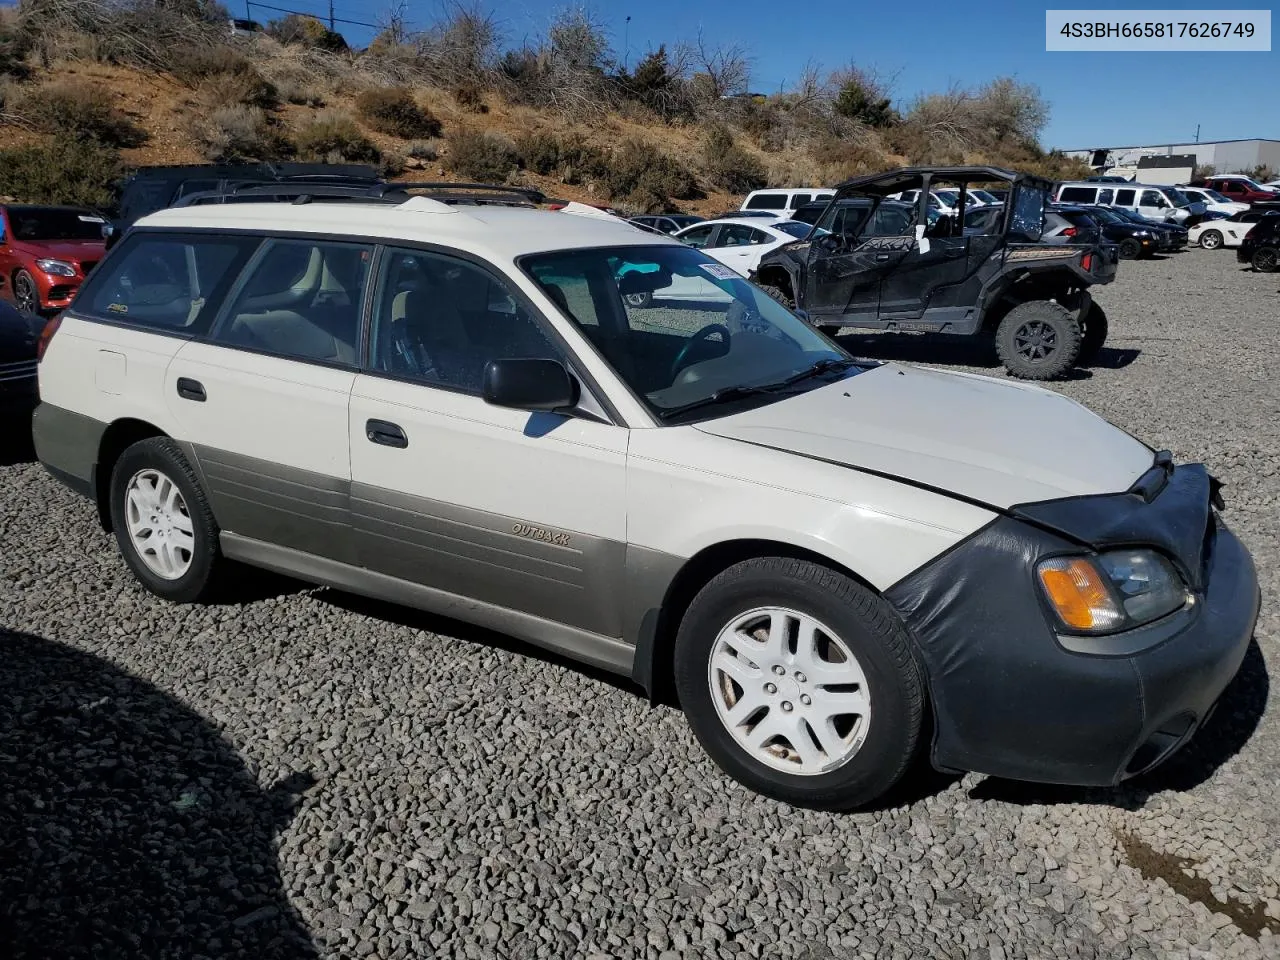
[1078,302,1109,365]
[109,437,227,603]
[673,557,925,811]
[995,300,1082,380]
[1252,247,1279,273]
[623,291,653,308]
[757,282,795,310]
[1198,229,1224,250]
[1118,238,1143,260]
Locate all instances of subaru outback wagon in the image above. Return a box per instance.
[33,186,1259,810]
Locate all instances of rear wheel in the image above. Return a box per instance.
[1118,238,1143,259]
[1078,302,1109,365]
[623,291,653,308]
[1252,247,1279,273]
[757,282,795,310]
[674,557,925,811]
[995,300,1082,380]
[1198,229,1224,250]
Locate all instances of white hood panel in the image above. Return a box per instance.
[695,364,1155,509]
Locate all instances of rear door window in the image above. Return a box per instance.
[678,225,716,248]
[1059,187,1096,203]
[1115,189,1136,205]
[745,193,786,210]
[78,233,258,332]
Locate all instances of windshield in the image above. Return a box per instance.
[773,221,814,239]
[522,245,853,421]
[969,189,1000,205]
[934,189,960,206]
[1167,189,1192,207]
[1089,207,1126,224]
[6,207,107,241]
[1205,189,1231,203]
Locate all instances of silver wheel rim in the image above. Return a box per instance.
[708,606,872,776]
[124,469,195,580]
[1201,231,1221,249]
[15,273,36,312]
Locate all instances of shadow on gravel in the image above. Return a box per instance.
[0,407,36,467]
[968,639,1269,809]
[0,629,318,959]
[316,589,646,698]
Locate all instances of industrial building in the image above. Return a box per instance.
[1061,138,1280,180]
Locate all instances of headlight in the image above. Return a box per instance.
[35,258,77,278]
[1036,549,1189,634]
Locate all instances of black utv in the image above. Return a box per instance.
[753,166,1118,380]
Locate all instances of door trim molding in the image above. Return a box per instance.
[219,531,637,676]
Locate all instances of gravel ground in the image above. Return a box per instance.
[1,247,1277,959]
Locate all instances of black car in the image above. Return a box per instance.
[1105,208,1188,250]
[0,298,42,415]
[629,214,705,235]
[754,166,1117,380]
[1052,205,1160,259]
[1238,214,1280,272]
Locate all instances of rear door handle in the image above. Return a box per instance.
[875,253,890,261]
[176,377,206,402]
[366,419,408,449]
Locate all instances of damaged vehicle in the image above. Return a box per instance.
[33,183,1258,811]
[754,166,1118,379]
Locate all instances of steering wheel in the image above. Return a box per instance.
[670,323,731,382]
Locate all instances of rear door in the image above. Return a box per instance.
[705,224,771,275]
[165,236,372,562]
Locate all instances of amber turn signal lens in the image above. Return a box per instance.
[37,313,62,362]
[1037,557,1123,632]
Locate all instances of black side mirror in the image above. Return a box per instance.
[482,358,578,412]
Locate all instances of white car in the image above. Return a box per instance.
[32,187,1258,811]
[891,188,994,215]
[1173,186,1249,217]
[1189,209,1280,249]
[672,217,811,277]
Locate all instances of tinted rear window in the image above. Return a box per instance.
[5,207,107,241]
[1059,187,1096,203]
[745,194,787,210]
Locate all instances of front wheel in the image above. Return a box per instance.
[994,300,1082,380]
[13,269,39,314]
[674,558,925,811]
[623,291,653,309]
[1252,247,1279,273]
[109,437,228,603]
[756,282,795,310]
[1118,238,1143,260]
[1198,229,1224,250]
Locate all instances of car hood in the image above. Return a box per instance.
[15,239,106,262]
[694,363,1155,509]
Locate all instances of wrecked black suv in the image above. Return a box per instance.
[754,166,1118,380]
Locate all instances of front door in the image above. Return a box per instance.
[165,235,370,562]
[347,247,629,640]
[804,201,914,323]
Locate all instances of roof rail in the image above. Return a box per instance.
[170,180,548,209]
[374,182,547,204]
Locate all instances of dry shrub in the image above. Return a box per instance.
[17,80,146,147]
[594,139,700,211]
[515,131,604,185]
[702,124,767,193]
[354,87,441,138]
[446,129,517,182]
[171,45,277,108]
[292,110,382,164]
[189,105,291,162]
[0,138,122,207]
[809,138,885,182]
[452,82,488,113]
[405,139,440,161]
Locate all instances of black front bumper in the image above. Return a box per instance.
[886,463,1260,786]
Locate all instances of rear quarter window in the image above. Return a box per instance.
[1059,187,1096,203]
[75,232,259,333]
[745,193,787,210]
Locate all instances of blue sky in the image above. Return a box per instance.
[13,0,1277,148]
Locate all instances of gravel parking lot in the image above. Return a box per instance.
[1,247,1276,960]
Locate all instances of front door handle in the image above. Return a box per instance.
[875,253,891,261]
[176,377,206,402]
[366,419,408,449]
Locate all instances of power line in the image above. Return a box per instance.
[245,1,379,30]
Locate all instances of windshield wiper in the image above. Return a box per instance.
[657,384,776,421]
[770,357,860,389]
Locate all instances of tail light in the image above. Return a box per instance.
[1062,227,1078,237]
[37,313,62,362]
[1081,253,1094,271]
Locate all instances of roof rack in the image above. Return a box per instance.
[171,180,547,209]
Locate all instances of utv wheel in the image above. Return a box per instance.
[995,300,1082,380]
[1198,229,1224,250]
[757,283,795,310]
[623,291,653,308]
[673,557,925,811]
[1252,247,1279,273]
[109,437,227,603]
[1078,302,1109,365]
[13,269,39,314]
[1118,238,1143,260]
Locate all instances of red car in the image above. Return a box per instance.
[1197,176,1280,207]
[0,204,109,315]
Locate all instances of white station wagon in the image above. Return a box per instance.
[33,186,1258,810]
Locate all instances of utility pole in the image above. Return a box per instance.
[1195,124,1200,143]
[329,0,335,32]
[624,16,631,70]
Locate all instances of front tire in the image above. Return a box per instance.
[1078,302,1109,365]
[757,282,795,310]
[13,269,39,314]
[109,437,227,603]
[1198,229,1224,250]
[623,291,653,309]
[1118,238,1143,260]
[995,300,1082,380]
[674,558,925,811]
[1252,246,1279,273]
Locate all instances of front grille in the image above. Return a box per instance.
[0,359,37,385]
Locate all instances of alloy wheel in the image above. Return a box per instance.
[1200,231,1223,249]
[1254,248,1278,272]
[124,469,196,580]
[1013,319,1058,361]
[708,606,872,776]
[14,273,37,313]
